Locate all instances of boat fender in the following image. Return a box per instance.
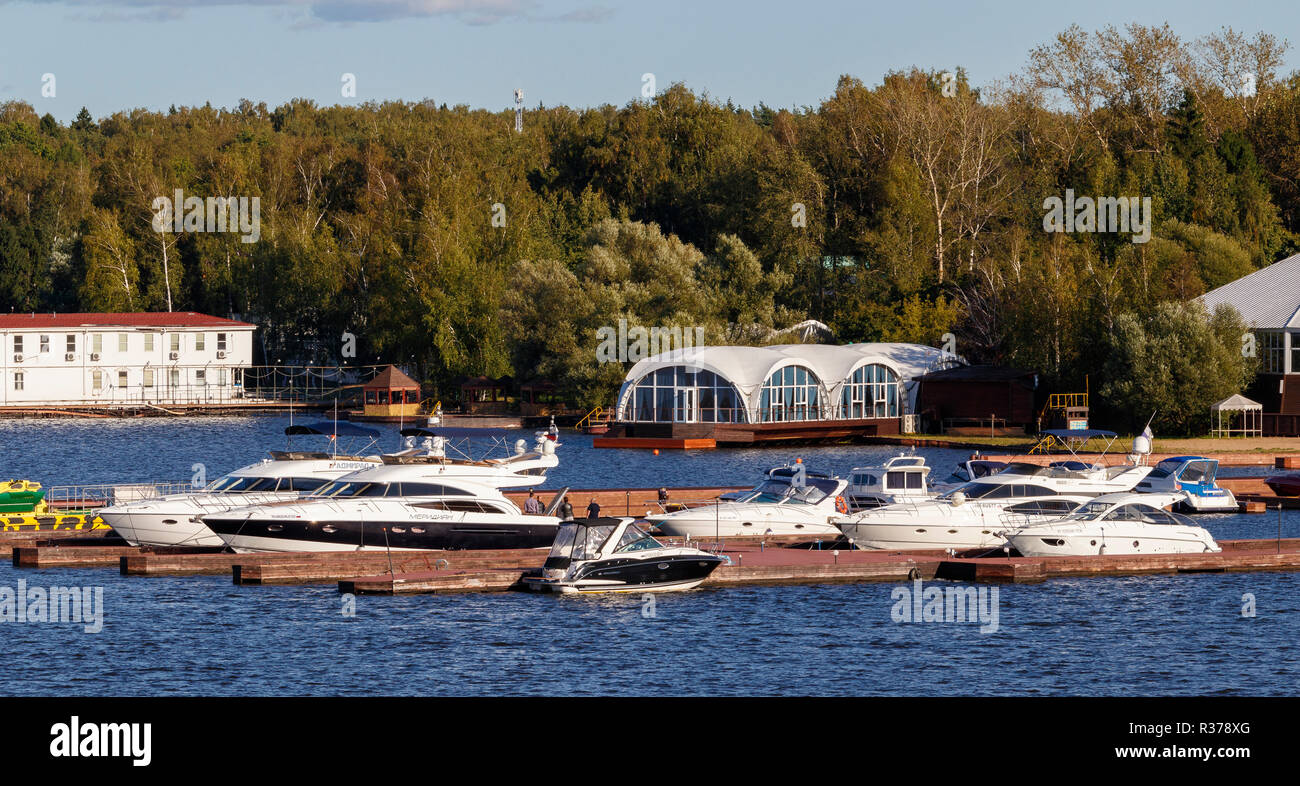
[951,491,965,507]
[835,496,848,514]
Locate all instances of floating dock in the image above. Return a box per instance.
[9,528,1300,596]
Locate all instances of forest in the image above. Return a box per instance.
[0,23,1295,432]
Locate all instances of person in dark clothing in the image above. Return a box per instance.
[586,498,601,519]
[559,499,574,521]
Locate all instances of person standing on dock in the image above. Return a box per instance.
[559,499,574,521]
[523,490,543,515]
[587,498,601,519]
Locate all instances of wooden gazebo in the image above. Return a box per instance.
[363,365,421,418]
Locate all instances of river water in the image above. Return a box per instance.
[1,415,1297,696]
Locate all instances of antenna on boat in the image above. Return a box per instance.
[332,399,339,458]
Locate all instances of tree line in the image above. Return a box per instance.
[0,23,1293,433]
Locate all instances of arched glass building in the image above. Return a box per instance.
[616,343,960,428]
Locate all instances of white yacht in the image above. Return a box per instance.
[1001,492,1221,556]
[103,424,560,548]
[844,455,932,511]
[202,475,561,552]
[100,422,384,547]
[646,465,848,538]
[833,461,1154,551]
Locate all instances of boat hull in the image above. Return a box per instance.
[1265,475,1300,497]
[99,509,226,547]
[203,515,559,552]
[648,508,839,538]
[1007,528,1221,557]
[526,554,725,593]
[1174,491,1238,514]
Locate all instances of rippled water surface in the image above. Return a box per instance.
[2,415,1297,696]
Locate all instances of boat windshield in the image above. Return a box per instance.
[547,523,580,559]
[205,475,282,493]
[573,523,618,560]
[1180,460,1215,483]
[736,477,838,505]
[613,524,663,553]
[1064,499,1114,520]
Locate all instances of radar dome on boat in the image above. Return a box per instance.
[1132,434,1152,455]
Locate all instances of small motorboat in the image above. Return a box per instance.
[844,455,932,511]
[1001,492,1220,557]
[525,517,727,593]
[646,464,848,537]
[1264,472,1300,497]
[1133,456,1237,513]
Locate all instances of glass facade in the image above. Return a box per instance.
[1260,331,1286,374]
[839,363,900,419]
[758,365,821,422]
[626,367,746,423]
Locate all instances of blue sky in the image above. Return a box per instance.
[2,0,1298,123]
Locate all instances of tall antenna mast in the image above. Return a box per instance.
[514,89,523,133]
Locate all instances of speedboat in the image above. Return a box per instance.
[844,455,932,510]
[524,517,727,593]
[1133,456,1237,513]
[99,421,384,547]
[645,465,848,538]
[833,461,1153,551]
[202,476,560,552]
[1264,472,1300,497]
[930,459,1008,493]
[1001,492,1220,556]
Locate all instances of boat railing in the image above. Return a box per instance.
[44,480,195,510]
[644,497,731,516]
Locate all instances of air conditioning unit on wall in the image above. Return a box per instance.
[12,353,22,363]
[216,351,227,359]
[169,352,180,360]
[65,353,75,361]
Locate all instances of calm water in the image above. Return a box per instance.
[1,415,1298,696]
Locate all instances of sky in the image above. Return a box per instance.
[1,0,1298,123]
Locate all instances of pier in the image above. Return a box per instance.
[7,526,1300,595]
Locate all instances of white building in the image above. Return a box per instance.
[0,312,255,407]
[615,343,962,426]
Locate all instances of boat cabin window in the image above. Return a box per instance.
[885,471,924,490]
[852,473,878,487]
[1005,499,1077,515]
[943,482,1058,500]
[281,477,330,492]
[614,524,663,553]
[311,480,473,498]
[206,476,280,493]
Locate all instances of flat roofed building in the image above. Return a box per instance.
[0,312,255,407]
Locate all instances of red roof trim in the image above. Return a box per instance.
[0,312,255,329]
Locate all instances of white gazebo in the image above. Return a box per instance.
[1210,394,1263,437]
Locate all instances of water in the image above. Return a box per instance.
[2,415,1298,696]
